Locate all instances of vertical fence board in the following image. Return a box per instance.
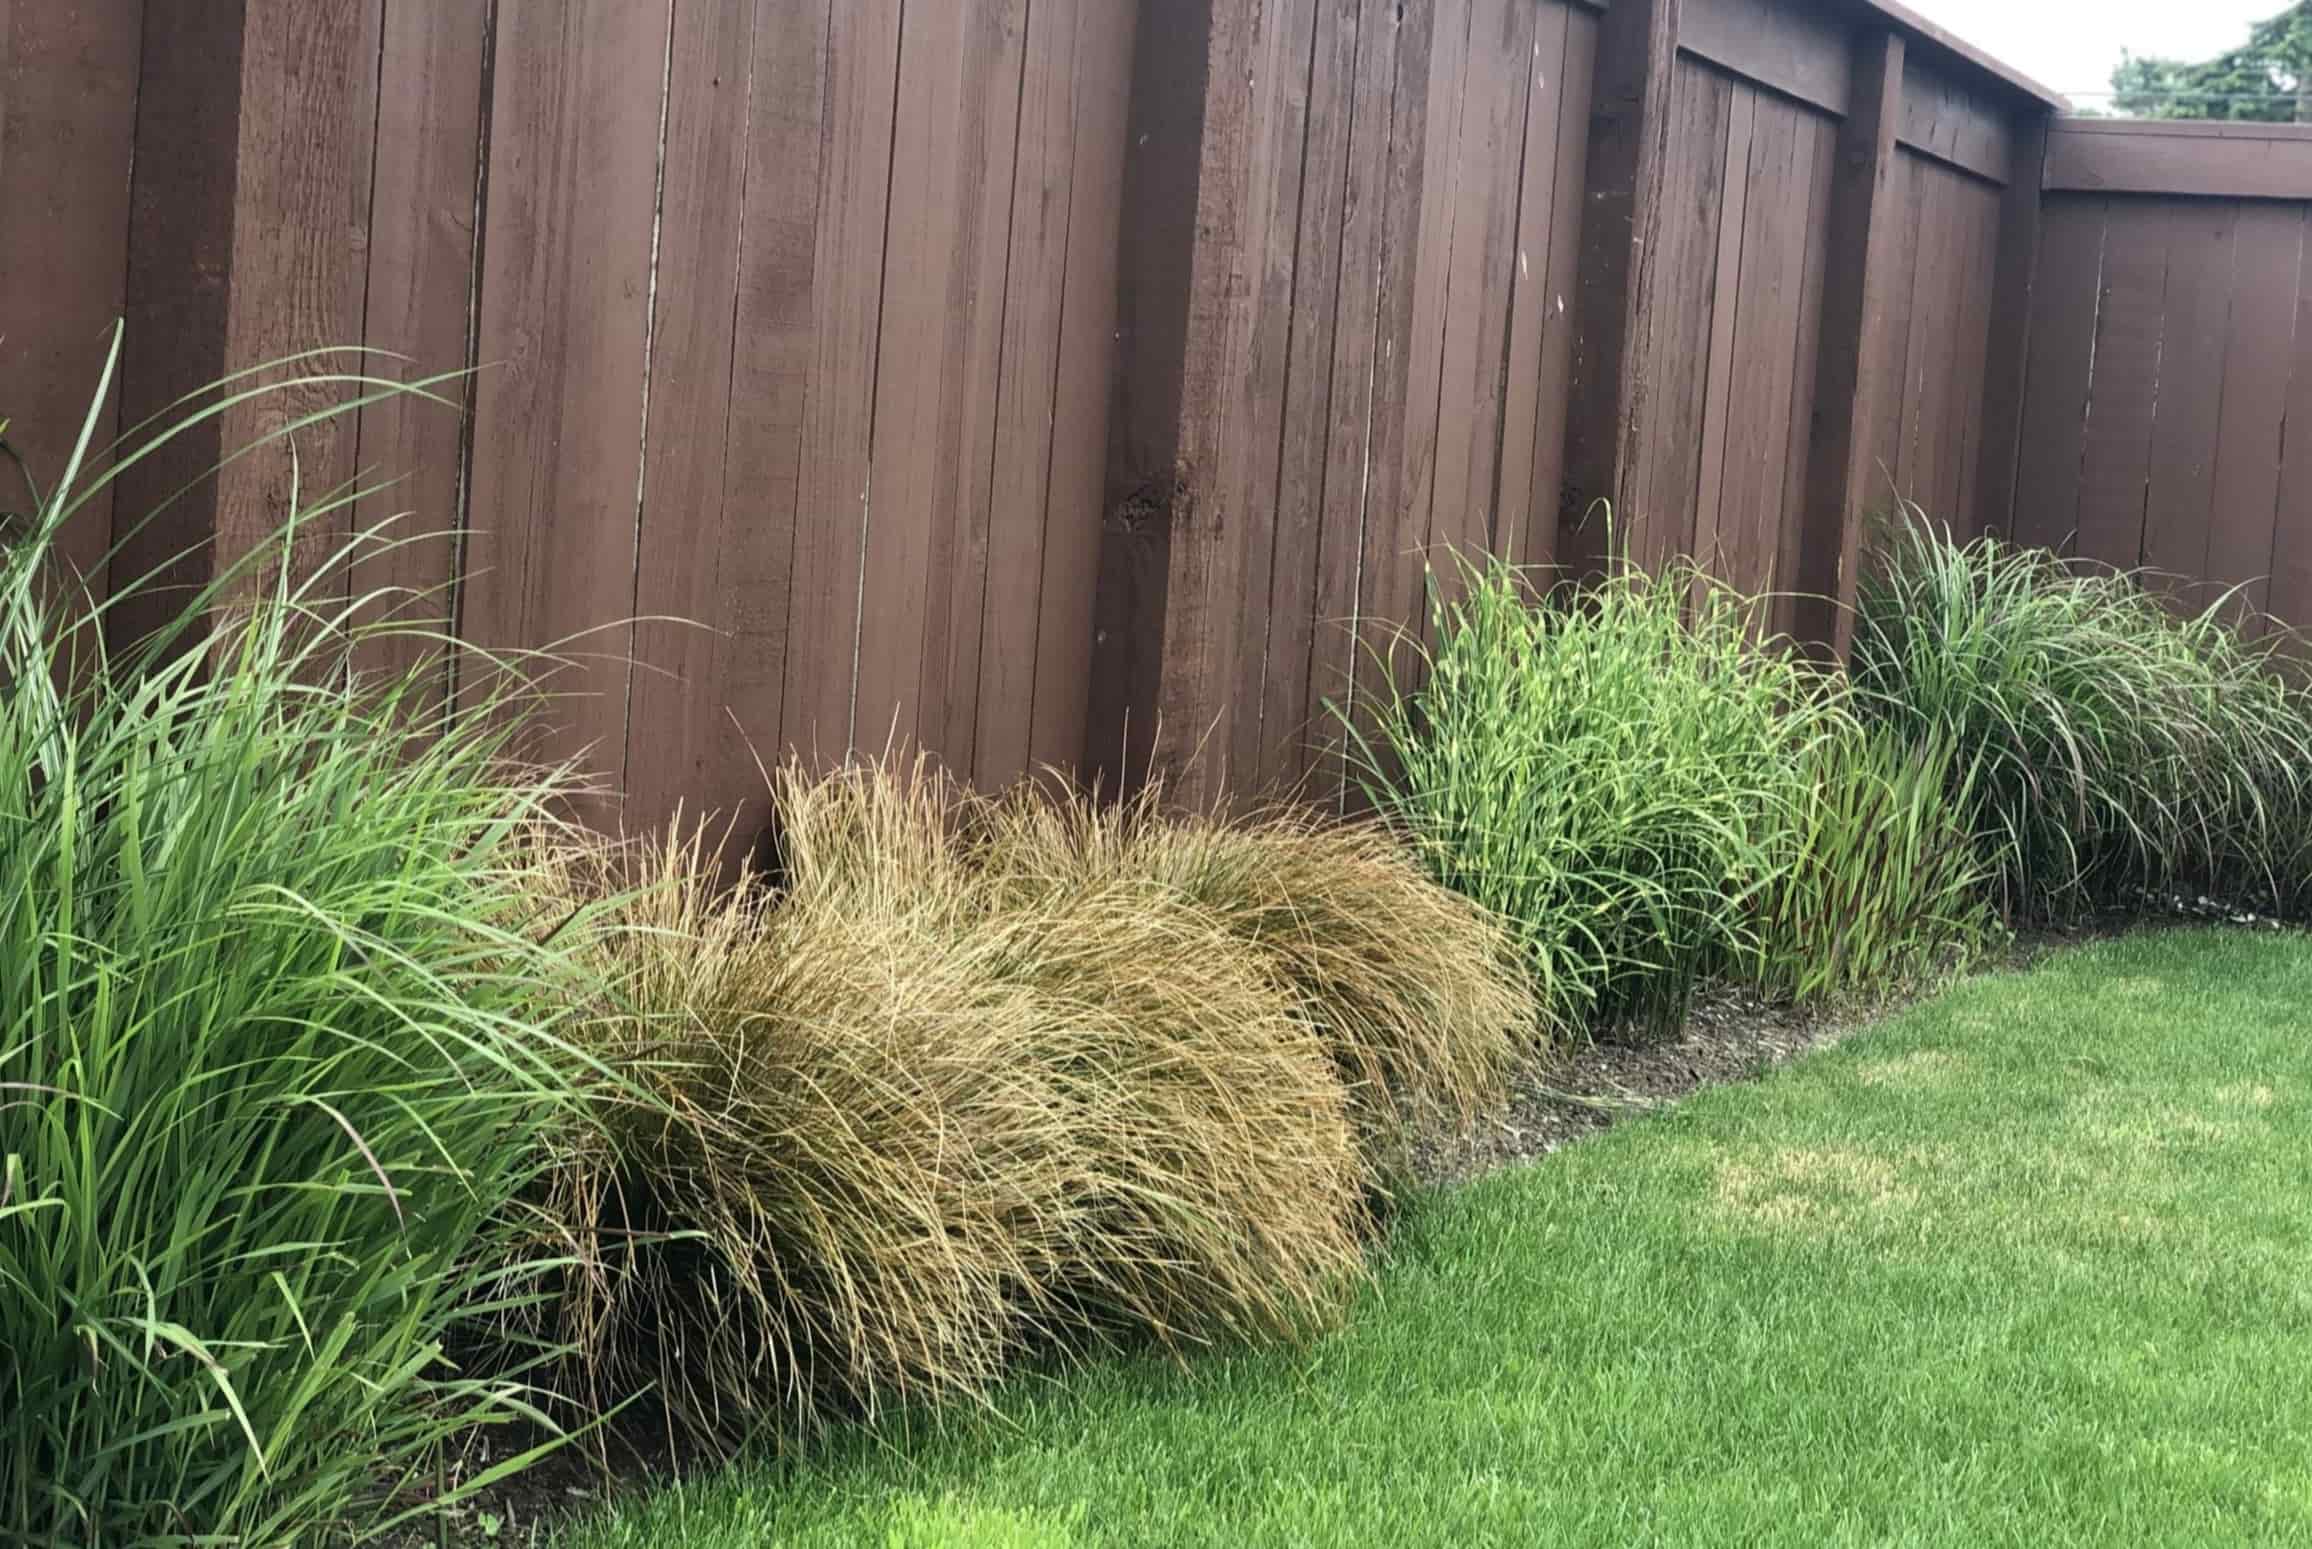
[1494,3,1576,573]
[781,0,903,767]
[2268,222,2312,633]
[462,0,669,801]
[2070,208,2169,567]
[1428,0,1536,579]
[1027,0,1136,777]
[623,0,760,837]
[350,0,490,701]
[1692,80,1757,575]
[1255,0,1363,791]
[2139,203,2236,587]
[2200,203,2301,629]
[2008,197,2105,553]
[1345,0,1441,791]
[213,0,382,606]
[857,0,1022,758]
[1519,6,1596,572]
[0,0,142,595]
[977,0,1083,790]
[1637,62,1731,567]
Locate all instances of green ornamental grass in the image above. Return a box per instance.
[1852,512,2312,921]
[1350,553,1839,1036]
[1,334,605,1543]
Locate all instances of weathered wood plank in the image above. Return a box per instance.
[2006,196,2104,552]
[622,0,765,839]
[1971,112,2049,539]
[2046,122,2312,201]
[1307,0,1408,806]
[976,0,1083,790]
[462,0,669,800]
[1790,28,1904,657]
[2201,203,2302,629]
[2138,203,2237,588]
[0,0,142,598]
[1255,0,1364,792]
[1027,0,1137,778]
[349,0,490,703]
[779,0,904,767]
[1560,0,1682,576]
[2067,204,2169,567]
[1516,3,1598,572]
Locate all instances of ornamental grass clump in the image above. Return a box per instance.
[1750,723,2000,1006]
[1353,554,1837,1038]
[1,339,604,1543]
[970,784,1534,1184]
[1851,513,2312,920]
[542,761,1375,1447]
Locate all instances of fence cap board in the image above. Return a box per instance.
[2046,119,2312,201]
[1673,0,2071,127]
[1855,0,2066,111]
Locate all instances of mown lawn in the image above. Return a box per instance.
[560,930,2312,1548]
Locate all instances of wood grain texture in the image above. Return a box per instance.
[2067,204,2168,567]
[1972,112,2049,539]
[622,0,769,838]
[2007,195,2104,553]
[978,0,1085,790]
[213,0,382,608]
[2046,121,2312,201]
[0,0,143,596]
[779,0,903,769]
[350,0,491,702]
[2202,203,2303,629]
[1305,0,1408,805]
[1632,60,1730,569]
[1517,5,1599,572]
[108,3,247,654]
[1027,0,1137,777]
[2138,203,2235,589]
[1790,29,1902,656]
[1560,0,1682,576]
[461,0,669,801]
[855,0,1024,760]
[1254,0,1364,791]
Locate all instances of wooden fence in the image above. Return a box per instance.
[2,0,1134,849]
[16,1,2312,835]
[2002,119,2312,636]
[1110,0,2061,805]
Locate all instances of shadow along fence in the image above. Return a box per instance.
[3,1,2308,836]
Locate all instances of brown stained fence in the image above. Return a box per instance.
[2003,119,2312,636]
[25,2,2310,833]
[1121,0,2061,806]
[1,0,1135,848]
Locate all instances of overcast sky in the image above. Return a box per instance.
[1905,0,2281,107]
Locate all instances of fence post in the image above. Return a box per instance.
[1790,27,1906,660]
[107,0,378,657]
[1559,0,1681,578]
[1970,113,2052,543]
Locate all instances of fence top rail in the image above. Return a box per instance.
[1581,0,2065,114]
[2045,116,2312,201]
[1857,0,2068,112]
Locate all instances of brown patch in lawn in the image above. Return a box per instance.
[1855,1050,1965,1089]
[1712,1147,1918,1229]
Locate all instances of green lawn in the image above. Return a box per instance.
[559,930,2312,1547]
